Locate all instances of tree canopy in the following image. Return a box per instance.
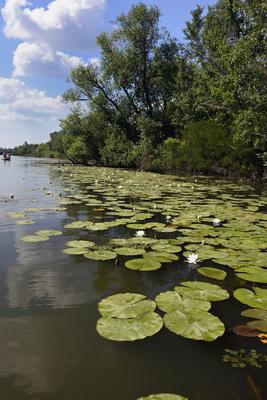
[14,1,267,176]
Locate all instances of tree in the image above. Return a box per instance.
[180,0,266,171]
[63,3,180,157]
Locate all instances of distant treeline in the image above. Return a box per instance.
[12,136,62,159]
[13,1,267,176]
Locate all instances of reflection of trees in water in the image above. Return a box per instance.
[0,314,82,394]
[6,237,97,309]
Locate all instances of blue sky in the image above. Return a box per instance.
[0,0,216,148]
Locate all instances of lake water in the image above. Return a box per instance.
[0,156,266,400]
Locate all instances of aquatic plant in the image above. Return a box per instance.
[223,349,267,368]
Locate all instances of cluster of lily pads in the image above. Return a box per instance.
[10,165,267,341]
[96,282,229,342]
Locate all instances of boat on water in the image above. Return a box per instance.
[2,153,11,161]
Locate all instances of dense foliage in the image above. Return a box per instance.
[11,1,267,175]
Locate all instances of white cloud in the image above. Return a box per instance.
[13,42,86,77]
[0,77,68,122]
[2,0,106,50]
[1,0,106,77]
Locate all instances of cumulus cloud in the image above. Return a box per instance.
[1,0,106,77]
[0,77,68,122]
[2,0,106,50]
[13,42,86,77]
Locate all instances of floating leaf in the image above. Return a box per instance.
[125,258,161,271]
[35,229,62,236]
[137,394,188,400]
[96,311,163,341]
[235,267,267,283]
[114,247,146,256]
[66,240,95,249]
[163,308,225,341]
[247,320,267,332]
[143,252,179,263]
[7,212,26,219]
[155,291,211,313]
[175,281,229,302]
[197,267,227,281]
[84,249,117,260]
[63,248,89,255]
[241,309,267,320]
[98,293,155,318]
[16,220,36,225]
[231,325,260,337]
[20,234,50,243]
[151,244,181,253]
[233,288,267,310]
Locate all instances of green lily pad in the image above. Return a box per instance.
[66,240,95,249]
[241,309,267,320]
[197,267,227,281]
[63,248,89,255]
[20,234,50,243]
[233,288,267,310]
[7,212,26,219]
[35,230,62,236]
[247,320,267,332]
[125,258,161,271]
[16,220,36,225]
[155,291,211,313]
[98,293,156,318]
[235,267,267,283]
[84,250,117,260]
[96,311,163,341]
[163,308,225,341]
[114,247,146,256]
[143,252,179,263]
[137,394,188,400]
[175,281,229,302]
[151,244,181,253]
[64,221,88,229]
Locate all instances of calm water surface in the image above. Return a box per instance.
[0,156,266,400]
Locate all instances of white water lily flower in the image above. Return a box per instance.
[135,230,145,237]
[166,215,172,222]
[213,218,221,226]
[197,214,202,220]
[187,253,200,265]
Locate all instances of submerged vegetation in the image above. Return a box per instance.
[11,0,266,176]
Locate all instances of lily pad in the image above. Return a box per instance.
[155,291,211,313]
[175,281,229,302]
[241,309,267,320]
[125,258,161,271]
[247,320,267,332]
[84,250,117,260]
[114,247,146,256]
[96,311,163,341]
[16,220,36,225]
[163,308,225,341]
[197,267,227,281]
[35,229,62,236]
[63,248,89,255]
[20,234,50,243]
[7,212,26,219]
[66,240,95,249]
[137,394,188,400]
[235,267,267,283]
[233,288,267,310]
[98,293,156,318]
[143,252,179,263]
[151,244,181,253]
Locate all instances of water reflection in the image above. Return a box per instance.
[0,313,81,394]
